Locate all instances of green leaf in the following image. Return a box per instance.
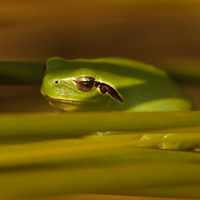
[0,111,200,141]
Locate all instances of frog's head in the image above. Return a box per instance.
[41,57,123,112]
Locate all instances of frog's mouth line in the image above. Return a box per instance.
[43,95,96,104]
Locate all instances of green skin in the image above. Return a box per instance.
[41,57,196,151]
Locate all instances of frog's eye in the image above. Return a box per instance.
[75,77,95,92]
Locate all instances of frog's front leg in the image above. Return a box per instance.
[139,133,200,151]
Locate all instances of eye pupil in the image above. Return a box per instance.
[54,80,59,84]
[76,77,95,92]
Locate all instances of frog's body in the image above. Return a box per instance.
[41,57,196,151]
[41,57,192,112]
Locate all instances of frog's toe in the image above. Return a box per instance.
[194,147,200,152]
[158,142,181,150]
[158,142,200,151]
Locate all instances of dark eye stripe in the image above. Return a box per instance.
[97,82,123,103]
[75,76,123,103]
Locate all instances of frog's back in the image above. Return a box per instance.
[43,57,193,112]
[83,58,193,112]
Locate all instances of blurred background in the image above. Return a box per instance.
[0,0,200,112]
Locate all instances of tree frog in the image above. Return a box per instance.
[41,57,196,151]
